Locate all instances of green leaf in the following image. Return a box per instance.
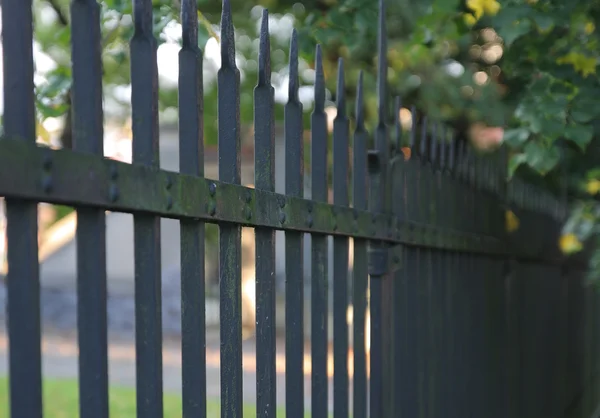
[571,95,600,123]
[503,128,530,147]
[498,19,532,46]
[532,14,554,32]
[524,140,560,175]
[508,153,527,178]
[515,102,542,133]
[432,0,461,13]
[564,123,594,151]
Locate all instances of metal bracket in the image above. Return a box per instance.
[368,243,403,277]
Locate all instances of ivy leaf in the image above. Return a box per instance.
[497,19,532,46]
[503,127,530,147]
[532,14,554,32]
[564,123,594,151]
[570,95,600,123]
[508,153,527,178]
[515,102,542,133]
[524,140,560,175]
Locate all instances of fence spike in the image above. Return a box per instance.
[70,0,109,416]
[356,71,365,131]
[284,24,304,417]
[220,0,236,69]
[133,0,153,36]
[180,0,198,48]
[352,68,368,418]
[178,0,206,415]
[439,126,447,171]
[394,96,402,153]
[447,134,455,174]
[257,9,271,86]
[310,41,329,418]
[217,0,243,413]
[410,105,417,150]
[288,29,299,103]
[254,8,276,415]
[336,58,346,118]
[419,116,428,160]
[314,45,325,112]
[377,0,387,127]
[130,0,164,415]
[430,122,439,167]
[333,55,350,418]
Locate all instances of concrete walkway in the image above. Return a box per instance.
[0,326,343,411]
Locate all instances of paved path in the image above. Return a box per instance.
[0,327,345,411]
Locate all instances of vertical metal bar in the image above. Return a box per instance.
[352,73,368,418]
[179,0,206,415]
[71,1,109,417]
[284,29,305,418]
[254,10,277,417]
[429,124,442,418]
[130,0,163,415]
[332,58,350,418]
[311,44,330,418]
[2,2,41,417]
[437,127,451,417]
[398,105,419,417]
[218,1,243,416]
[391,96,405,418]
[369,0,390,415]
[416,117,431,418]
[442,136,462,418]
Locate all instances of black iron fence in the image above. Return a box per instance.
[1,0,599,417]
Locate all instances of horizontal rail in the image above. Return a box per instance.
[0,139,559,261]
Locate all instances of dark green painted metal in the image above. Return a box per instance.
[310,44,329,418]
[368,1,389,415]
[218,1,244,416]
[351,72,368,418]
[332,58,350,418]
[284,28,305,418]
[2,1,43,418]
[178,0,207,415]
[0,139,543,258]
[130,0,164,416]
[71,1,109,417]
[254,11,277,417]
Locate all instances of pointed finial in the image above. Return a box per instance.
[314,44,325,112]
[288,29,299,103]
[377,0,387,125]
[430,122,438,165]
[394,97,402,150]
[220,0,236,69]
[181,0,198,49]
[448,134,456,173]
[336,58,346,118]
[409,105,417,148]
[419,116,428,159]
[439,126,447,170]
[258,9,271,86]
[355,71,365,130]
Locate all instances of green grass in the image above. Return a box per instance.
[0,377,295,417]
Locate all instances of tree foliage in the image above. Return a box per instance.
[28,0,600,279]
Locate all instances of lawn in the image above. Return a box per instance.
[0,377,294,417]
